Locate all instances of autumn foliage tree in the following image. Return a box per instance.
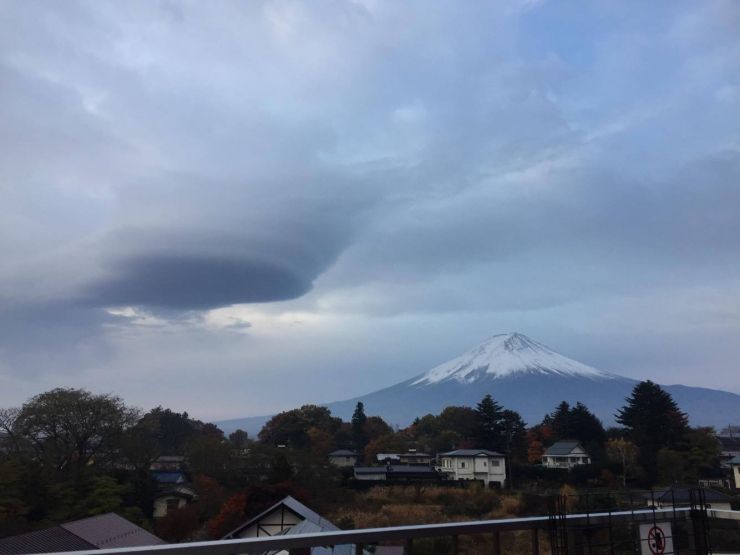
[156,505,200,542]
[207,492,247,539]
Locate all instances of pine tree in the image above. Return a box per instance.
[500,409,528,461]
[351,402,368,455]
[474,395,504,449]
[550,401,573,440]
[616,380,688,481]
[570,402,606,445]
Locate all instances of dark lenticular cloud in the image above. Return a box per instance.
[88,254,312,309]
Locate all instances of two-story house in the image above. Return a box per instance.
[437,449,507,487]
[542,441,591,469]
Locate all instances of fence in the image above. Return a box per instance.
[44,488,740,555]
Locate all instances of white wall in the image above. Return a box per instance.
[234,508,303,538]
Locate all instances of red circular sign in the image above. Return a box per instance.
[647,525,666,555]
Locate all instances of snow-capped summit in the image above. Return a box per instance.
[412,332,614,386]
[218,330,740,434]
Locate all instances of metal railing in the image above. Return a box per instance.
[37,507,733,555]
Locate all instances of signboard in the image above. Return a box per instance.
[639,522,673,555]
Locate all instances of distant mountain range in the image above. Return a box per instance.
[217,333,740,435]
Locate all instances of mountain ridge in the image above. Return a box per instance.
[217,332,740,435]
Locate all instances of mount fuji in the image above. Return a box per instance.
[217,333,740,434]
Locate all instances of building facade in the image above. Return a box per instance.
[437,449,507,487]
[542,441,591,469]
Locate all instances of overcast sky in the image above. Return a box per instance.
[1,0,739,421]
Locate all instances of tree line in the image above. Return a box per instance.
[0,380,723,541]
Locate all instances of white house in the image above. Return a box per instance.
[328,449,358,467]
[730,456,740,490]
[542,441,591,469]
[222,495,358,554]
[153,486,197,518]
[437,449,507,487]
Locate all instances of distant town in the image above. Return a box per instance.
[1,381,739,553]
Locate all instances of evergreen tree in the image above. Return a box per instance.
[474,395,504,449]
[616,380,689,481]
[550,401,573,440]
[570,402,606,446]
[351,402,368,454]
[500,409,528,461]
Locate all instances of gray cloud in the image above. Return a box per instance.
[1,0,739,412]
[88,254,311,309]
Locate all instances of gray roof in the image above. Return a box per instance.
[354,466,387,475]
[440,449,504,457]
[0,528,95,555]
[355,465,438,475]
[718,437,740,452]
[60,513,165,549]
[729,455,740,465]
[272,519,352,555]
[544,441,584,456]
[0,514,164,555]
[222,496,335,540]
[151,471,186,484]
[387,465,437,474]
[328,449,357,456]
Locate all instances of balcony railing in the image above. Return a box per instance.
[38,507,740,555]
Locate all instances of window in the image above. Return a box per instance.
[459,461,465,469]
[491,459,500,467]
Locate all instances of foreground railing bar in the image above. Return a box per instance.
[43,507,705,555]
[707,509,740,522]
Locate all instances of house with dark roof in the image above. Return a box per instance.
[717,436,740,467]
[151,470,187,485]
[328,449,357,468]
[543,441,591,469]
[0,513,164,554]
[353,465,442,483]
[437,449,507,487]
[222,496,357,554]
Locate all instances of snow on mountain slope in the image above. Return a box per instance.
[217,331,740,434]
[412,332,615,385]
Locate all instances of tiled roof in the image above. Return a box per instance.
[354,465,438,475]
[717,437,740,452]
[61,513,164,549]
[440,449,504,457]
[0,514,164,554]
[544,441,583,456]
[354,466,387,474]
[0,527,95,555]
[151,471,186,484]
